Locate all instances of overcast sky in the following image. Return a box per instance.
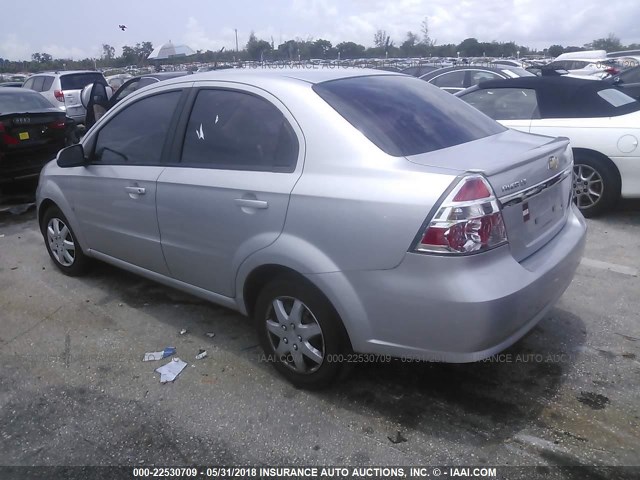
[2,0,639,60]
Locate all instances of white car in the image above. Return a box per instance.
[457,76,640,216]
[541,50,616,79]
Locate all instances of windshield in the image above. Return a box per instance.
[313,75,505,157]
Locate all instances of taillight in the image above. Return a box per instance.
[605,67,619,75]
[414,175,508,255]
[0,122,19,145]
[49,118,66,129]
[54,90,65,102]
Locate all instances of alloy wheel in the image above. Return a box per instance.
[47,217,76,267]
[573,164,603,209]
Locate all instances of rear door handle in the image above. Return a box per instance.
[234,198,268,209]
[125,186,146,195]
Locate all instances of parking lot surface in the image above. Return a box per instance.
[0,185,639,469]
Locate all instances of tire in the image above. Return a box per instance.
[572,152,620,218]
[254,275,350,389]
[41,206,90,276]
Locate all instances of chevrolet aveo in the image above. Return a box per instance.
[37,69,587,388]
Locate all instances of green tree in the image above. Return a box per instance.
[311,39,333,58]
[421,17,433,48]
[102,44,115,60]
[547,44,564,57]
[335,41,366,59]
[400,31,419,57]
[246,32,272,61]
[591,33,623,52]
[374,30,392,49]
[457,38,482,56]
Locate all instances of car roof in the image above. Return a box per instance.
[158,67,401,88]
[467,76,640,118]
[31,70,103,76]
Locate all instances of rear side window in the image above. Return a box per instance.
[313,75,505,157]
[42,76,54,91]
[461,88,540,120]
[597,88,636,107]
[31,77,45,92]
[61,73,106,90]
[180,89,298,171]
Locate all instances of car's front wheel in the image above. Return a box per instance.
[255,276,350,389]
[572,152,620,217]
[41,206,90,276]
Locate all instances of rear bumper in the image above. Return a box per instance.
[0,147,62,184]
[306,204,587,362]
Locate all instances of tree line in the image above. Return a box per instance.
[1,23,637,74]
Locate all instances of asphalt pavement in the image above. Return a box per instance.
[0,183,638,472]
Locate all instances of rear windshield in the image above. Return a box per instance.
[313,75,505,157]
[0,91,54,112]
[61,73,106,90]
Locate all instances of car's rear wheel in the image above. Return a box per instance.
[572,152,620,217]
[255,276,350,389]
[41,206,90,276]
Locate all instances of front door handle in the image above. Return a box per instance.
[234,198,268,209]
[125,186,146,195]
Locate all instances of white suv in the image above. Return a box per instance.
[22,71,109,124]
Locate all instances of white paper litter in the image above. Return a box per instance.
[155,358,187,383]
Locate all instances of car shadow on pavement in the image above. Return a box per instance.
[316,309,587,445]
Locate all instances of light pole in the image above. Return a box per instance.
[235,29,238,52]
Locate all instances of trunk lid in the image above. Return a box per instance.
[406,129,574,262]
[0,111,67,150]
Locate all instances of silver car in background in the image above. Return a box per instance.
[36,69,586,388]
[23,70,109,124]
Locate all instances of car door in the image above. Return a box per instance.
[459,87,539,132]
[67,88,185,274]
[156,85,304,297]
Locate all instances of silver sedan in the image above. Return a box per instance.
[36,69,586,388]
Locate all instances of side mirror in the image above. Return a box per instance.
[57,144,87,168]
[613,76,622,85]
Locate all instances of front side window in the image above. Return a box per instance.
[430,70,466,89]
[469,70,504,86]
[180,89,298,171]
[461,88,540,120]
[314,75,505,157]
[93,91,181,165]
